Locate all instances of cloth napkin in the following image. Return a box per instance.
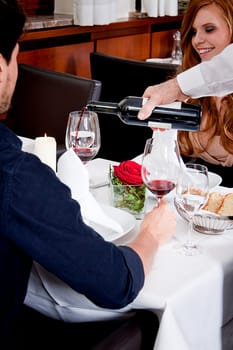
[57,149,123,234]
[86,158,118,188]
[73,0,117,26]
[25,262,132,322]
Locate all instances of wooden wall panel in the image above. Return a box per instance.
[96,33,150,61]
[151,30,177,58]
[18,42,94,78]
[17,16,182,78]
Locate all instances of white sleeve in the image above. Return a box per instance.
[177,44,233,97]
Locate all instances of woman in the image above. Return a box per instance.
[177,0,233,187]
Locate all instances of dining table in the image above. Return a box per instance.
[87,158,233,350]
[21,136,233,350]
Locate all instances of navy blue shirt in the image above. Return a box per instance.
[0,123,144,337]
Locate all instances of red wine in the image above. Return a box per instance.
[147,179,176,198]
[73,146,97,163]
[86,96,201,131]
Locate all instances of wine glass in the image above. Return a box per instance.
[65,110,101,164]
[141,132,181,206]
[174,163,209,256]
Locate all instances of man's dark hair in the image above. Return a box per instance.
[0,0,26,63]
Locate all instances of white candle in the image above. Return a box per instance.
[34,135,57,172]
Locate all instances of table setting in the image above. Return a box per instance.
[20,130,233,350]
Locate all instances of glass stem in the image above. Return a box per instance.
[186,216,195,248]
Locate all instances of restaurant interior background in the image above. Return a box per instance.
[19,0,190,18]
[17,0,189,79]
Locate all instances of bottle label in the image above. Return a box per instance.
[148,121,172,129]
[158,102,182,110]
[142,98,182,110]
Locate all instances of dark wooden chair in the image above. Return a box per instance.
[5,64,102,158]
[90,52,179,161]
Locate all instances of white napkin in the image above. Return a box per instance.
[144,0,158,17]
[165,0,178,16]
[86,158,118,188]
[19,136,35,154]
[158,0,165,16]
[73,0,94,26]
[57,149,123,234]
[25,262,132,322]
[94,0,117,25]
[73,0,117,26]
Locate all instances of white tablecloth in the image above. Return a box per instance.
[88,159,233,350]
[25,156,233,350]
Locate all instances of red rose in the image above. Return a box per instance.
[113,160,143,185]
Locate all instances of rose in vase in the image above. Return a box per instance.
[110,160,146,217]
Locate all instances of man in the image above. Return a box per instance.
[0,1,176,348]
[138,43,233,120]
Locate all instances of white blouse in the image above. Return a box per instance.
[177,44,233,98]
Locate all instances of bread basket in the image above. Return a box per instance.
[174,199,233,235]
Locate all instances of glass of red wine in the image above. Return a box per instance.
[65,109,101,164]
[141,132,181,206]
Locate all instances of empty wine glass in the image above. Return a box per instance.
[65,110,101,164]
[174,163,209,256]
[141,131,181,206]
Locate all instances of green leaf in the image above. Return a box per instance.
[110,166,146,213]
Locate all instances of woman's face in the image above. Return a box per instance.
[191,3,231,61]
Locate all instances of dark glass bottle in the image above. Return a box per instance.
[86,96,201,131]
[171,31,182,64]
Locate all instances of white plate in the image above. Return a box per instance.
[208,172,222,189]
[90,204,136,242]
[146,58,173,64]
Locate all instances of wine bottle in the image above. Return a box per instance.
[86,96,201,131]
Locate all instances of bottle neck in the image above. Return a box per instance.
[86,101,120,115]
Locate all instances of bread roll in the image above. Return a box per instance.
[217,193,233,216]
[203,192,224,213]
[203,191,233,216]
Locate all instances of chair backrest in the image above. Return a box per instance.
[90,52,178,161]
[90,52,178,101]
[6,64,102,157]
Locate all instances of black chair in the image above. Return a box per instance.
[90,52,179,161]
[5,64,102,158]
[13,305,159,350]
